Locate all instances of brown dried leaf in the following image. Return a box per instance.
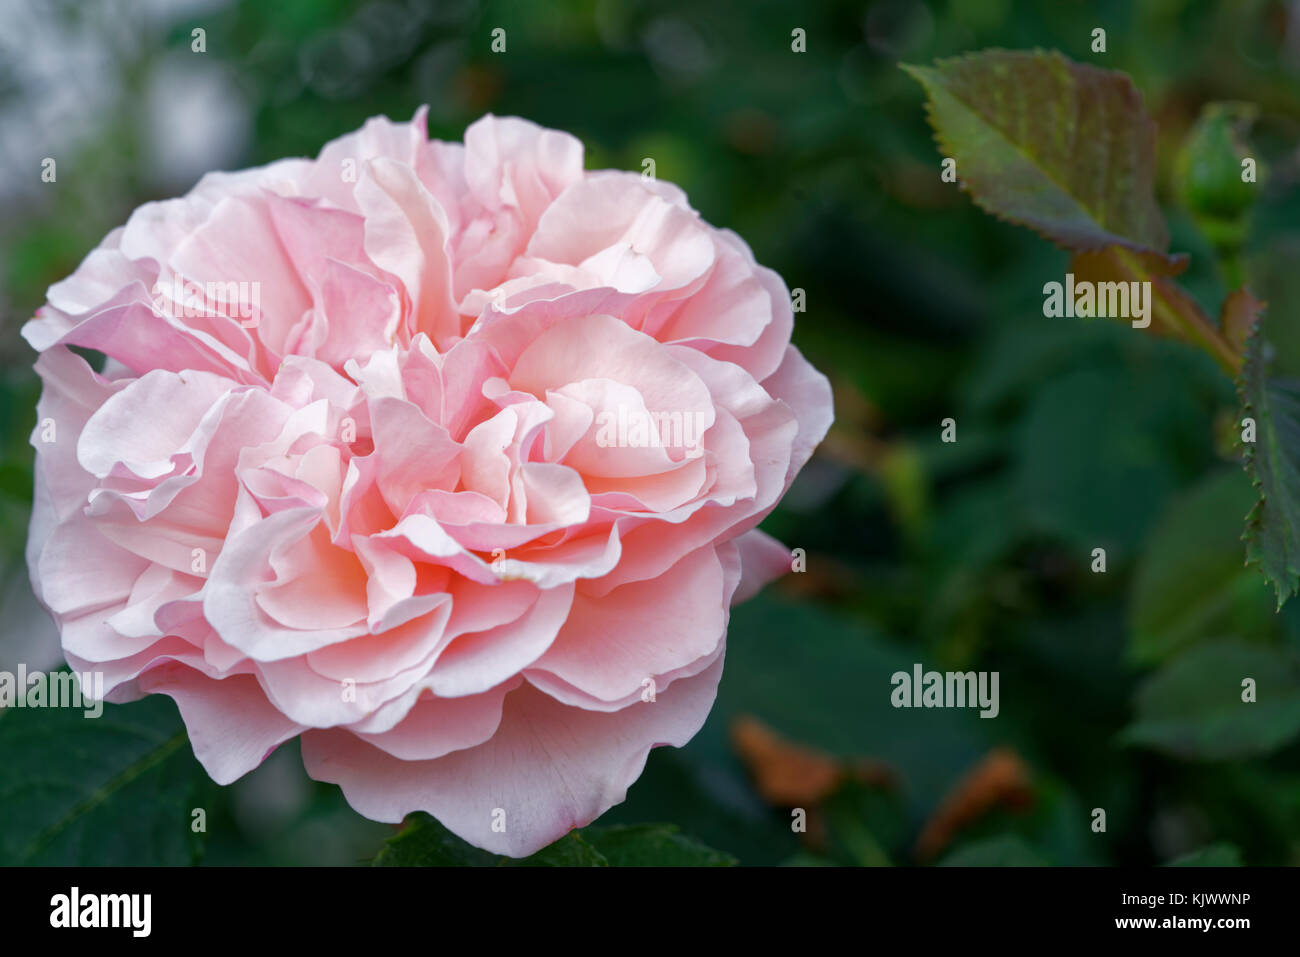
[730,715,845,806]
[914,748,1033,862]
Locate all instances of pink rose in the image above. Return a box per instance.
[24,109,832,856]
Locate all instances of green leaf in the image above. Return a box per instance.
[372,812,498,866]
[1124,640,1300,760]
[582,824,737,866]
[1238,327,1300,608]
[374,813,733,866]
[1130,468,1275,663]
[1014,366,1208,560]
[711,594,992,813]
[820,787,895,866]
[500,832,608,867]
[938,834,1048,866]
[902,50,1168,253]
[1166,842,1243,866]
[0,694,212,865]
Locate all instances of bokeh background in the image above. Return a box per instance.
[1,0,1299,865]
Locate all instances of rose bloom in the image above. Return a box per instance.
[24,110,832,857]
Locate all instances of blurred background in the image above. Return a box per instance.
[1,0,1299,865]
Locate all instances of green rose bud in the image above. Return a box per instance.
[1175,102,1260,252]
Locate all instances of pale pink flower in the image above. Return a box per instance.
[24,109,832,856]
